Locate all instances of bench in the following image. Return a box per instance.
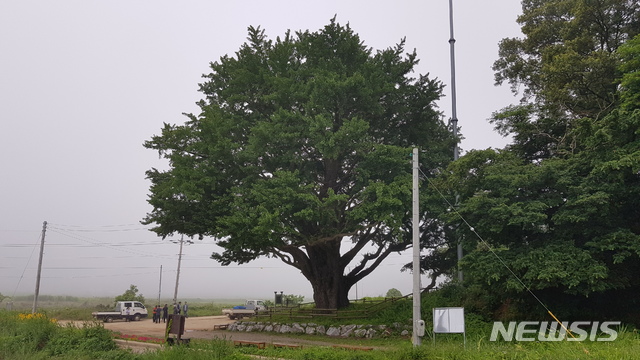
[272,342,302,349]
[332,344,374,351]
[233,340,266,349]
[213,324,229,330]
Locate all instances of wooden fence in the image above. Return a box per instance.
[255,293,412,321]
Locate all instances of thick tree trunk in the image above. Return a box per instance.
[310,273,351,309]
[303,240,352,309]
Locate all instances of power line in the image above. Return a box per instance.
[0,229,41,233]
[3,265,282,271]
[421,168,552,314]
[11,230,42,298]
[47,228,175,260]
[48,226,150,233]
[1,241,214,247]
[1,271,160,279]
[48,222,148,229]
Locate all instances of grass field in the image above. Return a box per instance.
[5,295,245,320]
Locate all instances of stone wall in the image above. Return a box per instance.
[227,321,411,338]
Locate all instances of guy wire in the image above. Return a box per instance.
[420,168,583,343]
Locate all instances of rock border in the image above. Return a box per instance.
[227,321,411,338]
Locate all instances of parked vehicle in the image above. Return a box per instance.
[222,300,267,320]
[92,301,148,322]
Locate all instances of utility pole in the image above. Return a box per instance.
[172,234,184,304]
[158,265,162,305]
[449,0,463,283]
[32,221,47,314]
[412,148,422,346]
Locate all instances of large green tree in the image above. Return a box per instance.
[143,19,454,309]
[435,26,640,320]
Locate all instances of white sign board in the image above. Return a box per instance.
[433,307,465,333]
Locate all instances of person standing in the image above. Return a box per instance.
[177,301,182,315]
[183,301,189,318]
[152,305,157,323]
[162,304,168,323]
[173,302,179,315]
[125,306,131,322]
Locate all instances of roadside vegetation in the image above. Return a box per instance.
[2,286,640,359]
[1,306,640,360]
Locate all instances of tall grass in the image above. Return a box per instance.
[0,311,120,359]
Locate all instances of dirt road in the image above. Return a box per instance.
[101,315,230,339]
[66,316,343,348]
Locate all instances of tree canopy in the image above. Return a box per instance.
[143,19,455,309]
[386,288,403,298]
[115,284,145,304]
[492,0,639,161]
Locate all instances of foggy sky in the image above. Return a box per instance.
[0,0,522,302]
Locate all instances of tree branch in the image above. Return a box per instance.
[348,236,412,284]
[340,225,378,265]
[273,244,310,274]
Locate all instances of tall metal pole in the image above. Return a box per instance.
[32,221,47,314]
[412,148,422,346]
[449,0,463,283]
[173,234,184,304]
[158,265,162,305]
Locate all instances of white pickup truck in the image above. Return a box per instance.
[92,301,148,322]
[222,300,267,320]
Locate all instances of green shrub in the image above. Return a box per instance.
[13,313,58,353]
[0,311,126,359]
[46,321,116,356]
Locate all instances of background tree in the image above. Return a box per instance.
[114,284,145,304]
[491,0,639,161]
[385,288,403,298]
[144,19,455,309]
[283,294,305,306]
[264,294,306,308]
